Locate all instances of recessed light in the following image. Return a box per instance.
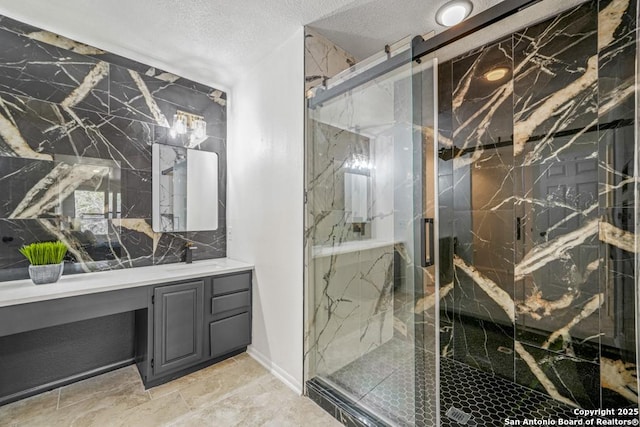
[436,0,473,27]
[485,67,509,82]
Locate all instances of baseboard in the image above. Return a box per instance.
[0,358,135,407]
[246,346,302,395]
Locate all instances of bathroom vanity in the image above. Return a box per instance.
[0,259,253,404]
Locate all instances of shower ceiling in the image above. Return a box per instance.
[0,0,507,89]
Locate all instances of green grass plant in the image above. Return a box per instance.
[19,241,68,265]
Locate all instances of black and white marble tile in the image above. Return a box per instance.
[0,15,225,104]
[310,246,395,376]
[598,126,635,208]
[120,168,152,218]
[515,342,600,409]
[0,157,55,217]
[436,60,454,177]
[109,64,226,139]
[304,29,356,93]
[0,217,153,277]
[111,218,154,268]
[600,352,639,408]
[0,219,57,272]
[0,13,228,281]
[453,210,515,325]
[0,28,109,114]
[452,38,513,169]
[0,94,154,169]
[451,314,515,381]
[597,0,637,207]
[434,0,638,412]
[598,0,637,126]
[513,2,598,167]
[513,157,602,356]
[599,207,637,407]
[152,230,192,265]
[187,229,227,261]
[452,161,514,211]
[308,122,373,246]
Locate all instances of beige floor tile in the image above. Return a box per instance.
[6,355,340,427]
[58,365,142,409]
[104,392,190,427]
[258,378,340,426]
[231,352,250,363]
[262,396,342,427]
[171,375,340,427]
[148,357,236,400]
[179,356,270,410]
[18,382,150,427]
[0,389,59,426]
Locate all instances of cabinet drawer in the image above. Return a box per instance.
[212,272,251,296]
[211,291,250,319]
[209,312,251,357]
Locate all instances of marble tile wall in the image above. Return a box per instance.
[308,122,373,246]
[310,247,395,376]
[437,0,638,410]
[304,29,356,93]
[0,15,227,280]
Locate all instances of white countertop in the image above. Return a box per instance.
[0,258,254,308]
[312,239,396,258]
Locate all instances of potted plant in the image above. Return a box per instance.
[19,241,68,285]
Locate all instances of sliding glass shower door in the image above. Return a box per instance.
[305,55,439,425]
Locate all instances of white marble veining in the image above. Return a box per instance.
[0,258,253,307]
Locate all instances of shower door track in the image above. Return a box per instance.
[308,0,540,109]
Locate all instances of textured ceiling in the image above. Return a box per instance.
[0,0,507,90]
[0,0,359,90]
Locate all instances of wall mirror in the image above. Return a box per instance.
[152,143,218,232]
[344,172,369,223]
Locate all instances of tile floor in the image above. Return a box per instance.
[0,353,341,426]
[324,338,576,426]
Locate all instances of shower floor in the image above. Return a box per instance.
[322,338,577,426]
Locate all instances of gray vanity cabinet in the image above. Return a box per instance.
[141,270,252,387]
[152,280,204,377]
[207,272,252,358]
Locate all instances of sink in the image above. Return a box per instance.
[164,261,219,271]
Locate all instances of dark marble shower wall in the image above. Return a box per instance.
[436,0,638,410]
[0,15,227,280]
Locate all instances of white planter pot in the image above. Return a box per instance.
[28,262,64,285]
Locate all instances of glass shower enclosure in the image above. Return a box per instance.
[305,55,438,424]
[305,0,640,425]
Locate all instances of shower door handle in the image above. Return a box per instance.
[421,218,434,267]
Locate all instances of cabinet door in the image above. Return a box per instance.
[153,281,204,376]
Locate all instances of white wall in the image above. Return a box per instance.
[227,28,305,393]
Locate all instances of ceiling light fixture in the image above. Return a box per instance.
[435,0,473,27]
[485,67,509,82]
